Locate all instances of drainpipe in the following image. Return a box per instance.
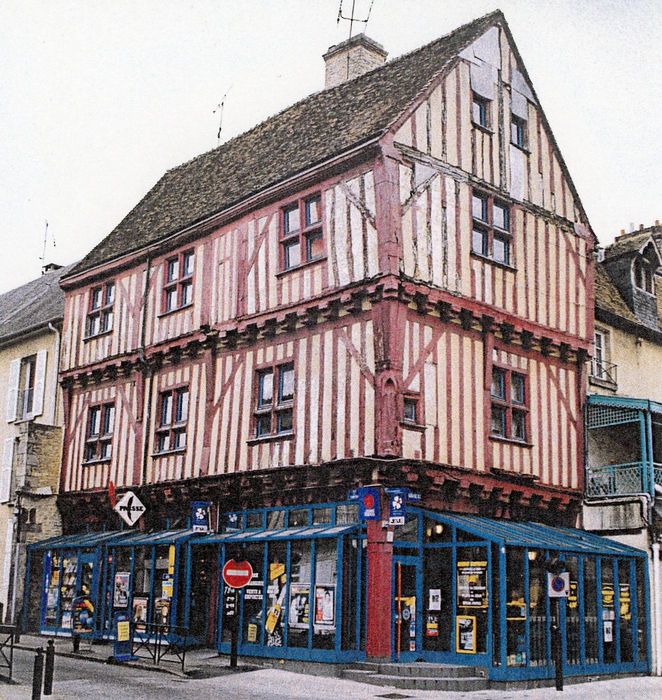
[140,254,153,487]
[653,541,661,676]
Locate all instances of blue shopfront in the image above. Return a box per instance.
[25,502,651,681]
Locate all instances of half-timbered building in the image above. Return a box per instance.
[25,11,650,683]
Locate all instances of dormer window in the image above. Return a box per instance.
[633,258,654,295]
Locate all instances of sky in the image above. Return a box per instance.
[1,0,660,294]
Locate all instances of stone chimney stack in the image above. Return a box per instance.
[323,33,387,89]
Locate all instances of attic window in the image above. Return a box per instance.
[471,191,512,266]
[633,258,654,295]
[163,250,195,312]
[510,115,528,149]
[86,282,114,338]
[471,93,491,129]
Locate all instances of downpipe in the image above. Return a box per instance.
[653,541,661,676]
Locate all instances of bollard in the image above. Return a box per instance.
[31,647,44,700]
[43,639,55,695]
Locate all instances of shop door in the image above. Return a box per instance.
[189,546,215,645]
[77,553,98,633]
[393,557,419,661]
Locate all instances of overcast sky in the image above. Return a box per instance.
[1,0,660,294]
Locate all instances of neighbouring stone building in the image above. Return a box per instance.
[584,223,662,674]
[0,263,70,623]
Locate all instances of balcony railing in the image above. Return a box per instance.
[589,359,618,387]
[585,462,646,498]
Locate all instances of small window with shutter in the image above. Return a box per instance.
[0,438,14,503]
[5,351,46,422]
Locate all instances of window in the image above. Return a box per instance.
[254,363,294,437]
[490,366,528,442]
[163,251,194,312]
[633,258,654,294]
[403,397,419,424]
[281,195,323,271]
[472,93,491,129]
[19,355,37,419]
[84,403,115,463]
[155,387,189,453]
[86,282,114,337]
[471,191,512,266]
[591,329,617,385]
[510,115,527,149]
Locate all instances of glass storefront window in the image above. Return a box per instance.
[313,507,332,525]
[45,551,61,627]
[242,544,265,646]
[601,559,616,664]
[618,560,633,663]
[289,510,309,527]
[456,545,488,654]
[265,542,287,647]
[267,510,285,529]
[247,512,264,529]
[423,547,452,652]
[60,554,78,629]
[313,539,337,649]
[506,549,526,666]
[635,558,647,663]
[341,537,358,650]
[336,504,358,524]
[584,557,599,664]
[423,517,452,543]
[565,556,580,665]
[288,541,311,647]
[395,514,418,542]
[527,550,547,666]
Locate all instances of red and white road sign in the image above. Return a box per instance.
[222,559,254,589]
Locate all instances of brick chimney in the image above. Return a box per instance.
[323,33,387,89]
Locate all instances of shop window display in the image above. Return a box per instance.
[584,557,599,664]
[313,538,337,649]
[266,542,287,647]
[242,544,265,646]
[505,549,526,666]
[618,559,633,663]
[565,556,581,665]
[288,541,311,647]
[423,548,452,652]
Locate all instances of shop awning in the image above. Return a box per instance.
[108,528,203,547]
[194,523,360,545]
[28,530,125,551]
[426,512,646,557]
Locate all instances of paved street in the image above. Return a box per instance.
[2,645,662,699]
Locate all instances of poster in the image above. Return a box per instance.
[426,615,439,637]
[619,583,631,620]
[457,561,488,608]
[72,596,94,635]
[288,584,310,629]
[604,620,613,642]
[428,588,441,611]
[132,596,148,630]
[265,561,287,646]
[456,615,477,653]
[314,585,335,627]
[154,598,170,625]
[113,571,130,608]
[162,575,174,599]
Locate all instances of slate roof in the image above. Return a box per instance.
[0,264,75,345]
[603,230,660,261]
[594,264,637,323]
[65,10,502,279]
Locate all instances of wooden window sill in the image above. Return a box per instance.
[247,432,295,446]
[510,141,530,155]
[470,251,517,272]
[152,448,186,457]
[401,421,426,433]
[489,434,533,449]
[158,302,194,319]
[472,122,494,135]
[82,458,112,466]
[276,256,327,278]
[83,329,113,343]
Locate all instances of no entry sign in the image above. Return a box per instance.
[222,559,254,589]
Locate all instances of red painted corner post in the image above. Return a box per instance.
[366,517,393,660]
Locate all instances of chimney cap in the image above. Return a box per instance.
[323,33,388,62]
[42,262,63,275]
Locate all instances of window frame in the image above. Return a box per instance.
[471,190,513,267]
[633,258,655,295]
[280,194,324,272]
[471,92,492,130]
[253,362,295,439]
[490,364,529,443]
[85,281,115,339]
[510,114,528,149]
[154,386,189,455]
[83,402,115,464]
[162,250,195,314]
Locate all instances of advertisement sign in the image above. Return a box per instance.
[457,561,488,608]
[619,583,631,620]
[132,596,148,631]
[113,572,130,608]
[547,572,570,598]
[288,584,310,629]
[114,491,146,527]
[314,585,335,627]
[191,501,211,532]
[223,585,238,618]
[456,615,477,653]
[162,575,174,599]
[428,588,441,611]
[72,596,95,635]
[113,612,132,662]
[387,488,406,526]
[154,598,170,626]
[357,486,381,520]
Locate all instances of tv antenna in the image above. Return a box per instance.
[39,219,56,267]
[213,86,232,146]
[336,0,375,41]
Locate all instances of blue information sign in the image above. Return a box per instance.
[191,501,211,532]
[357,486,381,520]
[113,611,132,662]
[387,488,407,525]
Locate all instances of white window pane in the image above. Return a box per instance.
[175,430,186,449]
[91,288,102,310]
[284,240,301,269]
[104,405,115,435]
[472,229,486,256]
[493,203,509,230]
[183,252,194,276]
[167,259,179,282]
[493,236,508,264]
[166,288,177,311]
[472,194,486,221]
[305,197,320,226]
[284,205,300,234]
[260,371,273,406]
[89,407,100,436]
[105,283,115,304]
[280,366,294,402]
[181,281,192,306]
[161,394,172,426]
[177,390,189,422]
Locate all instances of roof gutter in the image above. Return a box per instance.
[61,134,384,289]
